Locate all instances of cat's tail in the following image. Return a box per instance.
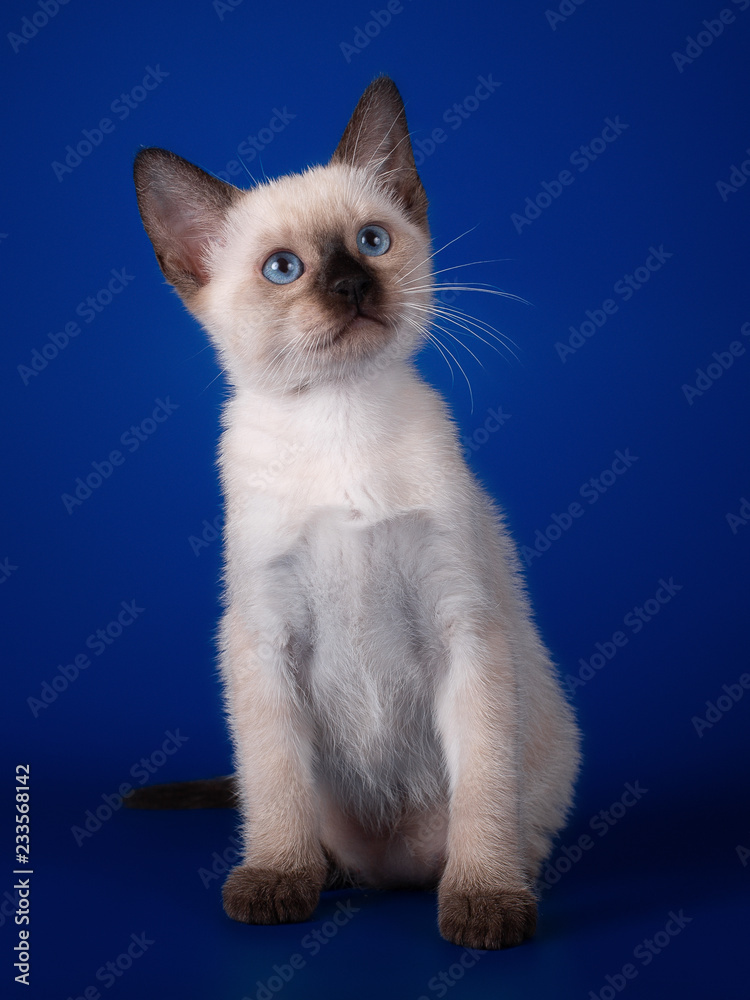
[124,775,238,810]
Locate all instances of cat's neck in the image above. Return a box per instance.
[226,362,426,437]
[219,361,460,516]
[220,360,456,488]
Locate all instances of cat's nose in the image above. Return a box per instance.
[333,273,372,305]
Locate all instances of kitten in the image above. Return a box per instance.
[133,76,580,950]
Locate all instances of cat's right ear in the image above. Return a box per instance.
[133,148,239,300]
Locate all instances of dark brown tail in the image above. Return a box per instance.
[124,775,238,810]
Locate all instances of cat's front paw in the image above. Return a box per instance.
[438,883,537,949]
[222,864,323,924]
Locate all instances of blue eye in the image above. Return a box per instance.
[262,251,304,284]
[357,225,390,257]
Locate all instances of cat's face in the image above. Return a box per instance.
[135,78,433,392]
[193,162,432,389]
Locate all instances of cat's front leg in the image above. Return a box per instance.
[435,620,537,950]
[219,609,326,925]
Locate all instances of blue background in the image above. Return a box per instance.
[2,0,749,997]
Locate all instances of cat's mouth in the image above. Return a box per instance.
[326,308,388,346]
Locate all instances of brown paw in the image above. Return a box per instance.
[438,885,537,949]
[222,865,322,924]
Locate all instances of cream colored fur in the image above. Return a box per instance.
[134,77,580,948]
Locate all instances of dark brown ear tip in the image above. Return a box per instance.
[134,146,167,165]
[133,147,238,201]
[133,145,179,174]
[133,147,168,187]
[367,75,404,104]
[369,74,398,90]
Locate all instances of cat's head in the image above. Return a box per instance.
[134,77,432,392]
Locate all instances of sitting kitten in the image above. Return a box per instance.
[133,76,580,950]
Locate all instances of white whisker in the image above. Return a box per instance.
[403,282,530,306]
[401,314,456,387]
[420,301,521,362]
[394,227,477,284]
[409,308,485,369]
[419,258,514,280]
[405,301,518,366]
[405,314,474,412]
[200,364,230,395]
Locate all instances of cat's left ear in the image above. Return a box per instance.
[331,76,428,230]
